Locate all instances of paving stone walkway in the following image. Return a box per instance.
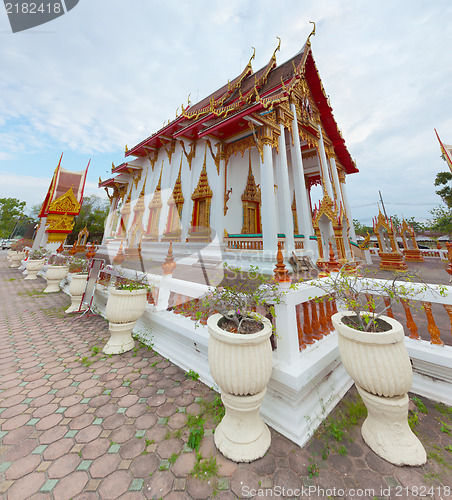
[1,253,452,499]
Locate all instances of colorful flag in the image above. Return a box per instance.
[435,129,452,173]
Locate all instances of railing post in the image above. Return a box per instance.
[423,302,444,346]
[274,301,301,365]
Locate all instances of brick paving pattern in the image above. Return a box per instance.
[1,252,452,499]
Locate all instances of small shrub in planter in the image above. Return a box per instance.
[24,248,48,280]
[43,253,70,293]
[103,271,151,355]
[311,266,442,466]
[9,239,33,268]
[68,257,89,274]
[10,239,33,252]
[195,265,287,462]
[28,248,48,260]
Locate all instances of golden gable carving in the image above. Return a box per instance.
[48,187,81,214]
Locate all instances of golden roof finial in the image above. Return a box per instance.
[271,36,281,63]
[111,162,115,172]
[307,21,316,45]
[281,76,287,93]
[187,93,191,106]
[175,106,179,118]
[125,144,129,153]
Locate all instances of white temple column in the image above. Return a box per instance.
[277,124,295,253]
[339,175,358,243]
[32,218,47,250]
[330,157,343,206]
[260,131,278,255]
[213,154,225,243]
[317,125,334,199]
[290,103,316,257]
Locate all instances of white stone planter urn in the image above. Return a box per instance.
[207,313,273,462]
[65,273,88,313]
[25,259,46,280]
[43,265,69,293]
[332,311,426,466]
[104,288,147,355]
[7,249,14,261]
[9,251,26,268]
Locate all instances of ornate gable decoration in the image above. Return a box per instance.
[241,158,261,203]
[149,165,163,209]
[169,160,185,208]
[48,187,81,215]
[312,193,339,228]
[46,213,75,232]
[192,147,212,201]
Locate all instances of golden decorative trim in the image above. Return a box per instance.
[223,134,260,167]
[149,163,163,209]
[192,146,213,201]
[292,192,299,234]
[46,212,75,232]
[241,152,262,234]
[163,140,176,163]
[132,169,142,190]
[48,187,81,214]
[206,139,223,175]
[180,140,196,171]
[170,157,185,207]
[146,149,159,171]
[241,152,261,203]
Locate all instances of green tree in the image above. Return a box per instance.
[68,195,110,243]
[353,219,373,236]
[0,198,27,238]
[427,205,452,236]
[434,171,452,208]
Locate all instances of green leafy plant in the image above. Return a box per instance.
[114,268,150,291]
[195,264,285,334]
[408,411,419,431]
[412,396,428,414]
[48,253,70,266]
[68,257,89,274]
[10,238,33,251]
[28,248,48,260]
[439,420,452,436]
[191,453,218,480]
[307,459,319,478]
[186,370,200,381]
[312,266,442,332]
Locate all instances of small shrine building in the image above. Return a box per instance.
[33,154,89,251]
[99,32,359,271]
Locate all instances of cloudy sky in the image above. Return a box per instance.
[1,0,451,225]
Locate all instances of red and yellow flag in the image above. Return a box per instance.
[435,129,452,173]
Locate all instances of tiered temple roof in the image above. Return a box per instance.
[122,38,358,175]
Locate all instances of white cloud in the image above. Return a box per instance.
[0,0,451,223]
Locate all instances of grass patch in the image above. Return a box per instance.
[186,370,200,381]
[41,306,67,318]
[200,394,225,426]
[412,396,428,414]
[18,289,46,297]
[191,453,218,480]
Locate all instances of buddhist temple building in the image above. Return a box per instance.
[99,31,359,271]
[33,154,89,251]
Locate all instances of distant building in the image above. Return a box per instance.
[33,154,89,251]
